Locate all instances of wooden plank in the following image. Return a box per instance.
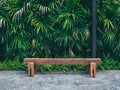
[24,58,101,65]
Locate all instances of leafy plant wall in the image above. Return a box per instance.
[0,0,120,60]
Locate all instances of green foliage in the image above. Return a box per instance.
[37,65,87,72]
[97,0,120,59]
[0,0,120,60]
[0,59,26,70]
[98,56,120,70]
[0,57,120,71]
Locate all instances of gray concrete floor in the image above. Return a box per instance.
[0,70,120,90]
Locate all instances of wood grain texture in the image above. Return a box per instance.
[90,62,96,78]
[24,58,101,65]
[28,62,35,77]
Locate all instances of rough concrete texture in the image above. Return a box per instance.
[0,70,120,90]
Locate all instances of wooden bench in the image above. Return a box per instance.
[24,58,101,78]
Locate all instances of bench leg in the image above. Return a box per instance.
[34,64,36,74]
[90,62,96,78]
[28,62,35,77]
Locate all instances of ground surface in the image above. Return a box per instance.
[0,70,120,90]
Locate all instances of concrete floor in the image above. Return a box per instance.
[0,70,120,90]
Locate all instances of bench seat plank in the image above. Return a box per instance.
[24,58,101,65]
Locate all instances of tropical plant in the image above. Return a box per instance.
[97,0,120,59]
[0,0,120,60]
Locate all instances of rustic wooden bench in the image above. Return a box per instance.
[24,58,101,78]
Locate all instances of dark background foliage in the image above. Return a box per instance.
[0,0,120,61]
